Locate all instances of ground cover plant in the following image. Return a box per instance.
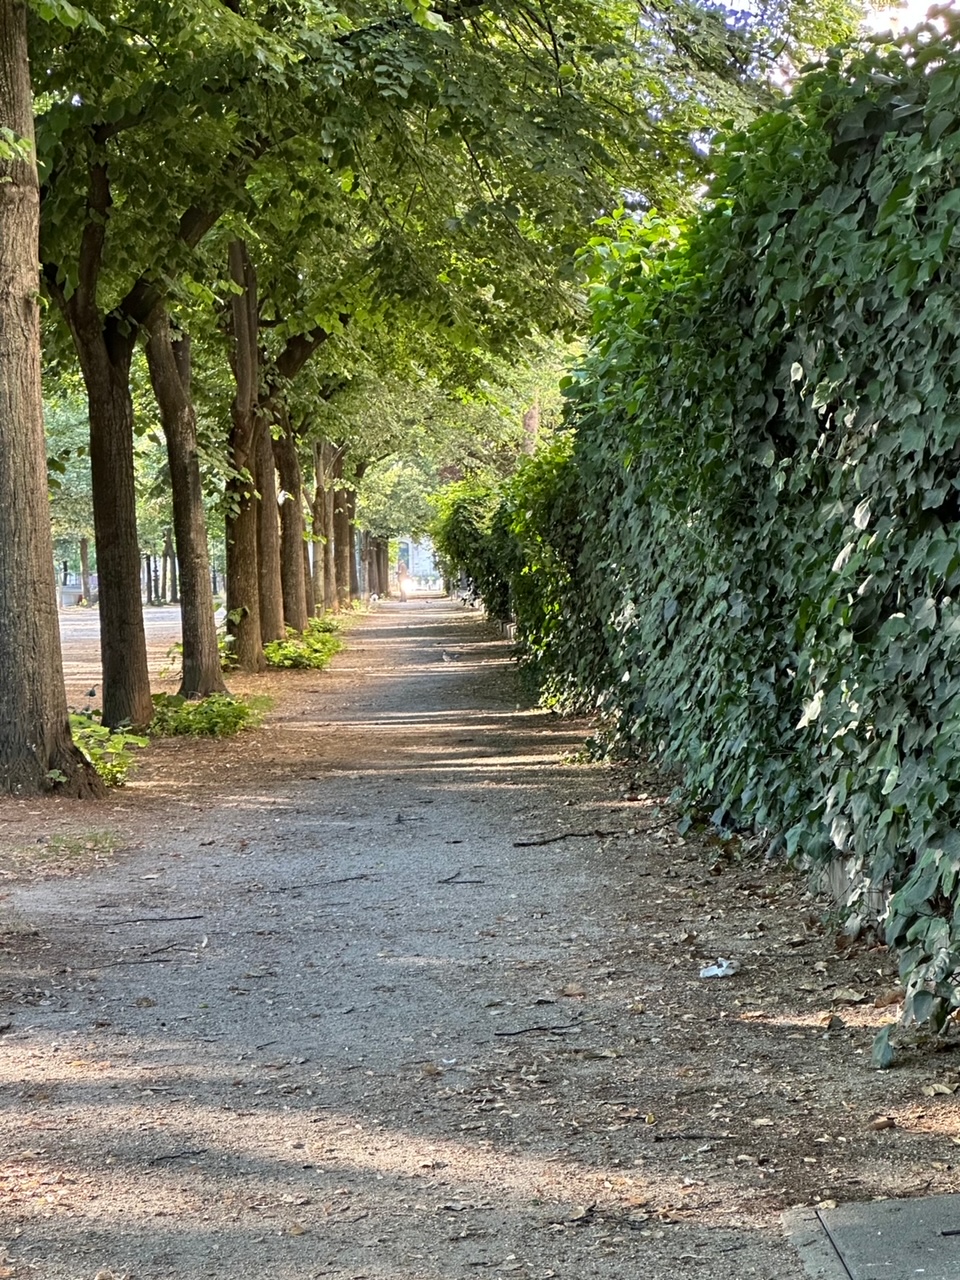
[149,692,266,737]
[263,616,343,670]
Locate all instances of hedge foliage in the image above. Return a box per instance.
[437,20,960,1040]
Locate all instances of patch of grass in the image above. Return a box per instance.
[0,830,121,884]
[149,692,266,738]
[264,617,343,670]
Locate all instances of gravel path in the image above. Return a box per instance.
[3,598,942,1280]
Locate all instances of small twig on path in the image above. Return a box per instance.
[325,873,378,885]
[148,1148,208,1165]
[91,915,205,926]
[494,1021,581,1037]
[437,869,485,885]
[651,1132,735,1143]
[513,824,663,848]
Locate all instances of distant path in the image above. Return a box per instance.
[59,605,184,705]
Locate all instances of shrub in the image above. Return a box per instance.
[488,22,960,1049]
[69,714,148,786]
[263,617,343,670]
[149,692,265,737]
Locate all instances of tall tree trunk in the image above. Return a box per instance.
[145,310,226,697]
[310,442,325,610]
[378,541,390,599]
[46,292,152,725]
[320,442,341,613]
[160,537,168,603]
[79,536,91,602]
[368,537,380,597]
[78,342,153,726]
[333,487,351,611]
[273,414,308,633]
[303,539,316,619]
[256,417,285,642]
[224,239,265,672]
[347,462,367,601]
[0,1,102,797]
[168,531,179,603]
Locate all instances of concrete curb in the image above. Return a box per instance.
[782,1208,851,1280]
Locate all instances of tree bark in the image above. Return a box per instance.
[255,417,285,641]
[317,441,341,613]
[272,414,309,633]
[167,528,179,603]
[347,460,368,601]
[378,541,390,599]
[79,536,91,602]
[145,309,226,697]
[303,537,316,620]
[224,239,265,672]
[310,441,325,610]
[347,489,361,601]
[333,486,351,611]
[43,213,154,726]
[0,2,102,797]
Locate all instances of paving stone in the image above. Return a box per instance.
[786,1195,960,1279]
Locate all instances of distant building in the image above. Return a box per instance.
[397,536,439,580]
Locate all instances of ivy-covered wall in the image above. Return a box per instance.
[493,23,960,1034]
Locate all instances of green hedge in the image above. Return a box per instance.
[503,22,960,1039]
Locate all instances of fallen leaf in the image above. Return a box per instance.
[286,1223,308,1236]
[560,984,585,998]
[868,1117,896,1131]
[874,988,903,1009]
[832,988,866,1005]
[134,997,156,1009]
[753,1118,775,1127]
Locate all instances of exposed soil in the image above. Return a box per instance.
[1,598,959,1280]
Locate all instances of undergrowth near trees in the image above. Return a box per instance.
[436,19,960,1054]
[67,714,147,787]
[149,693,266,737]
[263,616,343,670]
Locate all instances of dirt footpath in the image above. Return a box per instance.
[1,599,958,1280]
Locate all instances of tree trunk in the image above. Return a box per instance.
[273,415,309,632]
[224,239,265,672]
[333,487,351,611]
[168,531,179,603]
[310,442,325,610]
[79,536,91,602]
[347,463,367,602]
[368,538,380,597]
[48,302,152,725]
[256,417,285,641]
[378,541,390,599]
[145,310,226,698]
[160,536,168,603]
[361,531,373,600]
[77,346,153,726]
[144,554,153,606]
[318,441,341,613]
[0,1,102,797]
[303,539,316,619]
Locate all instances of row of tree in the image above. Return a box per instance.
[1,0,859,796]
